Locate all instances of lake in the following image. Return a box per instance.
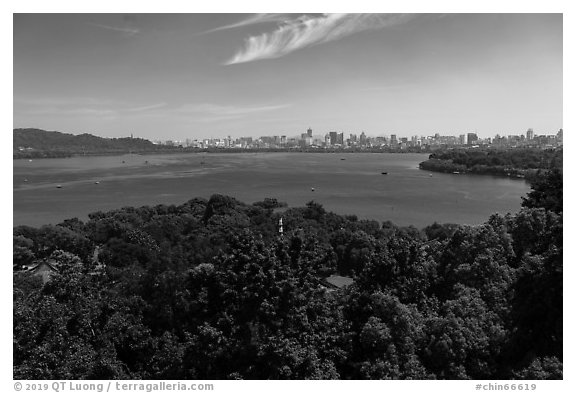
[13,152,531,228]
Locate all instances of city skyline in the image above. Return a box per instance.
[146,127,562,149]
[14,13,563,140]
[13,125,562,145]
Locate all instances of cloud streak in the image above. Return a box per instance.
[225,13,415,65]
[199,14,287,35]
[14,97,166,117]
[176,103,291,117]
[88,22,140,37]
[125,103,168,113]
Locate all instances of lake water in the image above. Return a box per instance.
[13,152,531,228]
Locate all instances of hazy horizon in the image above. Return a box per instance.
[14,13,563,141]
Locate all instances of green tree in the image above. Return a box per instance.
[522,168,563,213]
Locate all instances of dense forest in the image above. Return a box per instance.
[419,148,562,179]
[13,128,174,158]
[13,170,562,380]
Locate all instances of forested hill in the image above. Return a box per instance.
[13,128,170,158]
[419,148,562,179]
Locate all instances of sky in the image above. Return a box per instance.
[13,13,563,141]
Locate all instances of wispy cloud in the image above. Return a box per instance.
[88,22,140,37]
[358,81,417,92]
[18,106,117,117]
[14,93,290,128]
[175,103,291,117]
[225,13,416,65]
[125,103,168,113]
[14,97,166,117]
[199,13,287,35]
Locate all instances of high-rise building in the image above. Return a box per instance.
[307,127,313,138]
[329,132,338,146]
[390,134,398,146]
[337,132,344,145]
[557,128,563,143]
[467,133,478,145]
[359,132,367,145]
[459,134,467,145]
[526,128,534,140]
[300,135,312,147]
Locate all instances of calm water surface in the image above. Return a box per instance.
[13,152,531,228]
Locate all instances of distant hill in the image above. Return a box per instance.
[13,128,170,158]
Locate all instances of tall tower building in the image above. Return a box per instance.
[526,128,534,140]
[307,127,313,138]
[467,133,478,145]
[329,132,338,146]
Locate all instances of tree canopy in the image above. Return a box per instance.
[14,188,562,379]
